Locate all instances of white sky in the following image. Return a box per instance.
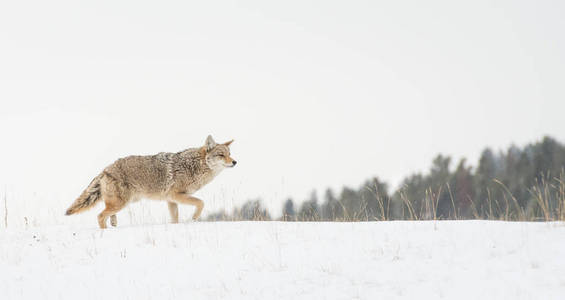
[1,0,564,219]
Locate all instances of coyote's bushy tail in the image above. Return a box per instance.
[65,173,104,215]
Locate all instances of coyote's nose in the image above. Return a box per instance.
[232,160,237,166]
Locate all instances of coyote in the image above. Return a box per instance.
[65,135,236,228]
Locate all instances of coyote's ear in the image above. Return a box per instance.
[223,140,234,147]
[205,135,217,152]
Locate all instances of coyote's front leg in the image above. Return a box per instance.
[167,202,179,223]
[171,193,204,221]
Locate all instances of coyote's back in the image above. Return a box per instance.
[65,135,236,228]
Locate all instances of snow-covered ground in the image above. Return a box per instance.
[0,221,564,299]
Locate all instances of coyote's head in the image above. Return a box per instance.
[204,135,237,170]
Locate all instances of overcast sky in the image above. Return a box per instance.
[1,0,564,219]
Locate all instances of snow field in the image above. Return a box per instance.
[0,221,564,299]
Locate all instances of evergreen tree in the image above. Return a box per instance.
[235,199,271,221]
[451,159,474,218]
[474,148,499,218]
[339,187,360,220]
[358,178,390,220]
[203,136,565,222]
[298,191,320,221]
[321,188,342,220]
[282,198,296,221]
[428,155,453,218]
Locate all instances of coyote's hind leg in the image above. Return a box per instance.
[110,215,118,227]
[98,197,126,229]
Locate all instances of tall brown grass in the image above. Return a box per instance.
[207,172,565,222]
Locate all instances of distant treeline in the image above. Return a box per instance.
[207,136,565,222]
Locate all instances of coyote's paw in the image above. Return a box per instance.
[110,215,117,227]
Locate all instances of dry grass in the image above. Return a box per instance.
[3,174,564,227]
[207,172,565,222]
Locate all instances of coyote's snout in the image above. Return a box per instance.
[66,135,236,228]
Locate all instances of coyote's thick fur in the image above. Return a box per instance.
[66,135,236,228]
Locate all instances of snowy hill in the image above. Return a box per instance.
[1,221,563,299]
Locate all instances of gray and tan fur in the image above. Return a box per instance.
[65,135,236,228]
